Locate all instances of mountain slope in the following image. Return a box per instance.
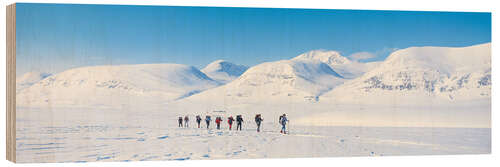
[322,43,491,104]
[16,72,52,93]
[182,59,345,105]
[16,64,220,108]
[201,60,248,83]
[292,50,381,79]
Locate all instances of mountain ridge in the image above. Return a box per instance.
[201,60,249,83]
[16,63,220,107]
[322,43,491,104]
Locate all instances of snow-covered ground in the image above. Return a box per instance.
[15,43,491,162]
[15,106,490,163]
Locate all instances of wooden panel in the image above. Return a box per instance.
[6,3,16,163]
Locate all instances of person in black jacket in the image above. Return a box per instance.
[236,115,243,131]
[178,117,183,127]
[196,115,202,128]
[255,114,263,132]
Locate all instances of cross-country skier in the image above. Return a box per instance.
[196,115,202,128]
[178,117,183,127]
[227,116,235,130]
[205,115,212,129]
[215,117,222,130]
[255,114,263,132]
[280,114,288,134]
[236,115,244,131]
[184,116,189,128]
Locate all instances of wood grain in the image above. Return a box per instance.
[6,3,16,163]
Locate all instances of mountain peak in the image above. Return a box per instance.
[323,43,491,103]
[293,50,351,66]
[292,50,382,79]
[201,60,249,83]
[185,59,346,104]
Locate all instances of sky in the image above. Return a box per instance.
[16,3,491,76]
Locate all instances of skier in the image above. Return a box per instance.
[205,115,212,129]
[227,116,234,130]
[184,116,189,128]
[236,115,244,131]
[280,114,288,134]
[196,115,202,128]
[255,114,263,132]
[178,117,183,127]
[215,117,222,130]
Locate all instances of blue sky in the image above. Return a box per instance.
[16,3,491,76]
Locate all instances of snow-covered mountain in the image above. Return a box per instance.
[292,50,381,79]
[322,43,491,104]
[201,60,248,83]
[182,59,345,105]
[16,43,491,110]
[16,72,52,93]
[16,64,220,108]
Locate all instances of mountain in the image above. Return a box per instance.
[182,59,345,105]
[321,43,491,104]
[293,50,351,66]
[201,60,249,83]
[292,50,381,79]
[16,64,220,108]
[16,72,52,93]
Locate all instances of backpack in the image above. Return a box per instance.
[279,116,283,122]
[255,114,261,122]
[281,116,287,124]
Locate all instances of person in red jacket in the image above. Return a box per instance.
[215,116,222,130]
[227,116,234,130]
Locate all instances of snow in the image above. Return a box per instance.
[293,50,351,66]
[15,106,490,163]
[293,50,382,79]
[322,43,491,103]
[201,60,249,83]
[16,64,220,108]
[16,71,51,93]
[183,59,345,105]
[14,43,491,162]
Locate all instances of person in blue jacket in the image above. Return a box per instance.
[205,115,212,129]
[279,114,288,134]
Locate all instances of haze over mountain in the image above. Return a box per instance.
[201,60,249,83]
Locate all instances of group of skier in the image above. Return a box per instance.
[177,114,289,134]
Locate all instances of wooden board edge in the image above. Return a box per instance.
[6,3,16,163]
